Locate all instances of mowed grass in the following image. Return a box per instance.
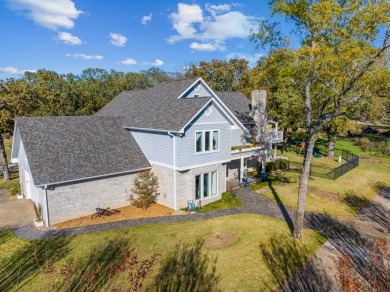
[0,214,325,291]
[261,138,390,217]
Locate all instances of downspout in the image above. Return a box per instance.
[43,185,50,227]
[168,132,177,211]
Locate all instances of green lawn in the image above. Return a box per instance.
[261,138,390,217]
[1,138,12,164]
[0,214,325,291]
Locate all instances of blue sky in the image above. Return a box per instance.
[0,0,290,79]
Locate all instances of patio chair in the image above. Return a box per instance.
[187,200,197,213]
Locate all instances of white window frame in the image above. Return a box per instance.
[195,171,218,201]
[195,129,220,154]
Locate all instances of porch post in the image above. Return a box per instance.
[261,150,267,182]
[240,157,244,182]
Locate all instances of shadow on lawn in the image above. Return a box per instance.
[260,234,331,292]
[152,239,219,291]
[268,184,294,234]
[0,232,71,291]
[341,190,369,214]
[305,213,375,283]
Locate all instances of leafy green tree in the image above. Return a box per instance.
[252,49,305,132]
[129,171,160,211]
[185,58,253,97]
[253,0,390,238]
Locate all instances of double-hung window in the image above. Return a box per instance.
[195,171,218,200]
[195,130,219,153]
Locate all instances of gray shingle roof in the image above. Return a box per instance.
[96,78,212,132]
[16,116,151,186]
[216,91,253,124]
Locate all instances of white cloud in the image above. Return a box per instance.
[225,52,264,67]
[168,3,203,43]
[0,66,36,75]
[205,3,231,17]
[7,0,81,30]
[190,42,226,51]
[109,33,127,47]
[201,11,257,41]
[142,13,152,25]
[66,53,103,60]
[168,3,258,50]
[121,58,137,65]
[56,32,81,45]
[150,59,164,66]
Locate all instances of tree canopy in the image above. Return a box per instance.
[252,0,390,238]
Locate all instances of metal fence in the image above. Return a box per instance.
[282,149,359,180]
[331,150,360,180]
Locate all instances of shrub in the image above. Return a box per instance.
[222,191,236,202]
[4,179,21,196]
[265,159,289,172]
[355,137,371,152]
[280,172,299,183]
[129,171,160,211]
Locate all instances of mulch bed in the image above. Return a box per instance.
[55,203,174,229]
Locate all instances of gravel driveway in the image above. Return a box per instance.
[0,188,35,231]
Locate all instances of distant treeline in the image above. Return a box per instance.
[0,58,255,134]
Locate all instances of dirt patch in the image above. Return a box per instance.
[204,232,237,249]
[360,156,382,163]
[308,187,338,200]
[55,203,173,229]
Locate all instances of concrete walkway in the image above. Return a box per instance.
[0,189,36,231]
[13,186,296,240]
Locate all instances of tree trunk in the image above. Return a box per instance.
[293,132,317,239]
[327,134,335,159]
[0,135,10,182]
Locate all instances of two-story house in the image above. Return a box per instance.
[10,77,283,226]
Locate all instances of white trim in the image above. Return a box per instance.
[36,166,152,187]
[179,98,238,133]
[189,121,229,125]
[195,78,247,131]
[176,159,231,171]
[150,159,230,171]
[177,78,204,99]
[43,185,50,227]
[10,124,19,162]
[149,161,174,169]
[125,126,181,134]
[173,135,177,211]
[195,129,220,155]
[195,170,218,201]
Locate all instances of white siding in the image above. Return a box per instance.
[17,140,42,205]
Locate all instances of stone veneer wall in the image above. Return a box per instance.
[47,172,138,225]
[176,163,226,209]
[151,164,175,209]
[152,163,226,210]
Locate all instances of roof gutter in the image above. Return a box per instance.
[35,166,152,187]
[123,126,183,134]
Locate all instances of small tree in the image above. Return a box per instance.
[129,171,160,211]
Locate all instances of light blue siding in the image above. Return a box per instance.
[131,130,173,166]
[193,103,231,124]
[177,102,231,169]
[231,127,247,146]
[182,81,212,98]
